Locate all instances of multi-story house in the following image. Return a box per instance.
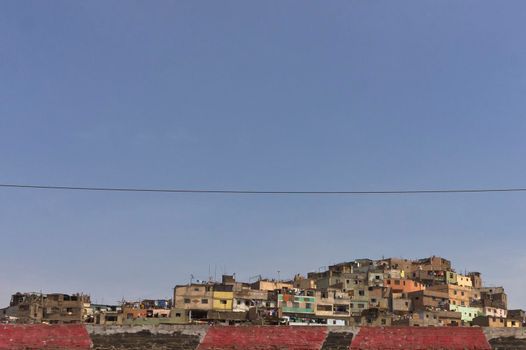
[384,278,426,294]
[407,290,449,311]
[427,284,473,307]
[314,289,351,320]
[173,283,213,320]
[4,292,90,324]
[277,289,316,321]
[448,305,482,324]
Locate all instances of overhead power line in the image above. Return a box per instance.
[1,183,526,195]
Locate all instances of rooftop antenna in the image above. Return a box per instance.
[190,274,194,285]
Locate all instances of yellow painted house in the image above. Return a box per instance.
[212,291,233,311]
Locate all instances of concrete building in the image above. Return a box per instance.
[427,284,473,307]
[393,310,462,327]
[505,317,523,328]
[408,290,449,311]
[448,305,482,323]
[278,290,316,316]
[250,280,293,291]
[384,278,426,294]
[480,289,507,310]
[173,284,213,320]
[508,309,525,325]
[87,304,122,325]
[368,286,390,310]
[468,272,483,290]
[391,293,412,314]
[212,285,234,312]
[293,275,317,290]
[472,315,506,328]
[377,258,412,275]
[456,274,473,288]
[232,289,269,313]
[4,292,91,324]
[314,289,351,318]
[483,306,507,318]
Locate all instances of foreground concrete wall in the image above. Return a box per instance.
[351,326,491,350]
[3,324,526,350]
[0,324,91,349]
[484,328,526,350]
[86,325,209,350]
[85,325,493,350]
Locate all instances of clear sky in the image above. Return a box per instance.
[1,1,526,309]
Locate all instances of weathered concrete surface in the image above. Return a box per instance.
[484,327,526,340]
[350,326,491,350]
[87,325,208,350]
[0,324,91,349]
[484,327,526,349]
[4,324,526,350]
[320,330,355,350]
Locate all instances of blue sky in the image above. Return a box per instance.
[1,1,526,308]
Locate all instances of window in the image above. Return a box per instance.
[293,302,300,308]
[175,313,181,317]
[371,298,377,303]
[394,280,400,285]
[375,276,380,280]
[381,318,386,325]
[194,287,200,291]
[220,300,227,305]
[359,290,365,296]
[461,292,465,296]
[358,304,365,309]
[201,299,208,304]
[184,299,191,304]
[305,303,312,309]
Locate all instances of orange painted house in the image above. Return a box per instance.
[384,278,425,293]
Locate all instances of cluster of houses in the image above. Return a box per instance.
[2,256,525,327]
